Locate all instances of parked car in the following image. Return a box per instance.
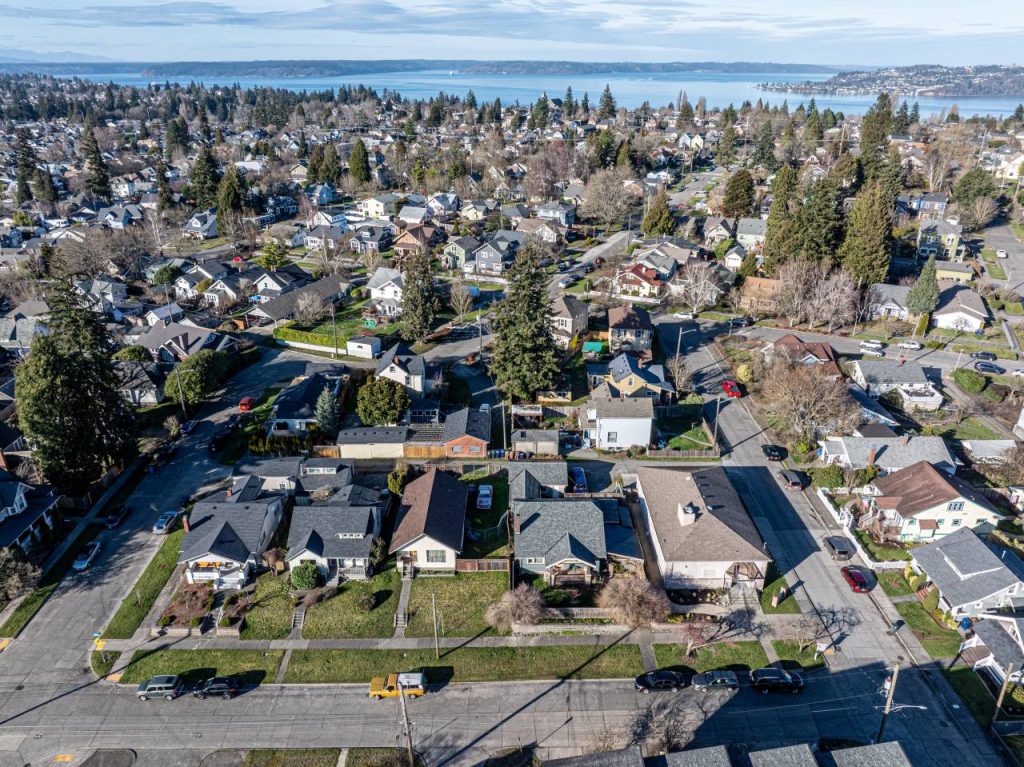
[971,351,998,361]
[778,470,804,490]
[728,316,751,328]
[761,444,785,461]
[897,341,922,351]
[976,361,1006,375]
[634,670,685,693]
[673,311,695,320]
[691,670,739,692]
[860,347,885,358]
[72,540,101,571]
[582,263,595,274]
[859,339,885,350]
[476,485,494,510]
[180,419,199,435]
[369,672,426,700]
[137,675,184,701]
[998,250,1009,259]
[147,443,178,472]
[192,676,240,700]
[105,503,131,530]
[750,668,803,694]
[225,413,246,431]
[721,380,742,398]
[1013,370,1024,379]
[479,403,491,416]
[558,276,578,289]
[238,396,256,412]
[152,511,179,535]
[841,566,870,593]
[823,536,854,561]
[569,466,589,493]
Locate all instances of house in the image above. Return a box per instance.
[360,193,403,220]
[306,183,337,208]
[376,343,438,396]
[918,191,949,221]
[735,217,766,250]
[366,267,404,317]
[547,748,644,767]
[935,261,975,284]
[513,500,608,586]
[179,475,286,589]
[761,334,841,377]
[549,295,589,349]
[246,278,346,327]
[389,469,468,574]
[703,217,734,247]
[182,209,218,240]
[337,426,407,459]
[349,225,392,255]
[392,225,438,258]
[536,201,575,227]
[819,435,957,475]
[397,205,428,226]
[144,303,185,327]
[847,359,943,411]
[472,231,524,274]
[932,283,989,331]
[581,397,654,450]
[516,218,565,245]
[441,407,490,459]
[911,527,1024,617]
[865,283,912,321]
[442,236,482,270]
[509,461,569,500]
[635,467,768,590]
[614,264,665,301]
[722,244,747,272]
[115,360,165,406]
[346,335,382,359]
[737,277,782,315]
[268,373,339,436]
[587,354,675,403]
[132,322,235,363]
[232,456,304,495]
[286,490,384,581]
[917,219,963,259]
[962,440,1017,465]
[304,225,347,252]
[861,461,1002,543]
[0,471,60,556]
[608,305,653,353]
[511,429,559,457]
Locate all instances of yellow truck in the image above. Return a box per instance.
[369,672,427,700]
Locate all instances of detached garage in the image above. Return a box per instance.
[511,429,560,457]
[337,426,406,459]
[346,335,382,359]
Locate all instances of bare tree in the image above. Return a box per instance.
[629,697,689,754]
[295,293,330,326]
[775,260,817,328]
[665,354,692,392]
[597,577,670,627]
[962,197,998,232]
[762,359,860,443]
[808,266,858,332]
[677,261,721,314]
[485,584,545,632]
[582,168,634,229]
[999,443,1024,487]
[793,614,824,653]
[678,619,718,657]
[924,148,952,192]
[449,276,474,323]
[361,248,383,274]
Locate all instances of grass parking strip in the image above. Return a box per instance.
[120,648,284,685]
[103,529,185,639]
[653,641,770,673]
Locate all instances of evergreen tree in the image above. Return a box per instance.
[155,156,174,210]
[722,169,755,217]
[839,183,893,284]
[858,93,893,179]
[198,108,211,143]
[717,126,737,167]
[532,95,550,129]
[589,129,619,169]
[313,387,341,436]
[491,243,560,400]
[953,167,997,206]
[189,146,220,209]
[598,84,616,119]
[216,164,246,214]
[14,127,36,205]
[676,98,695,130]
[563,86,576,118]
[615,135,635,173]
[762,165,801,274]
[306,144,323,184]
[906,255,940,316]
[797,175,845,263]
[580,92,590,114]
[465,89,477,110]
[348,138,372,185]
[356,377,410,426]
[803,109,823,153]
[16,280,136,494]
[320,143,340,185]
[81,122,111,200]
[910,102,920,124]
[752,121,777,172]
[892,101,910,134]
[255,242,289,272]
[400,252,439,344]
[642,189,675,237]
[33,168,57,204]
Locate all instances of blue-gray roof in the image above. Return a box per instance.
[912,527,1023,609]
[514,499,607,567]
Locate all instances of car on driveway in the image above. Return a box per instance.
[721,380,742,398]
[634,670,686,693]
[823,536,854,561]
[841,566,870,593]
[691,670,739,692]
[761,444,785,461]
[569,466,589,493]
[152,511,179,535]
[750,668,803,694]
[192,676,240,700]
[476,485,493,510]
[137,676,184,701]
[728,316,751,328]
[976,361,1006,375]
[180,419,199,435]
[238,396,256,412]
[72,540,101,571]
[105,503,131,530]
[673,311,695,320]
[972,351,998,361]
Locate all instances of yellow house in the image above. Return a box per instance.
[935,261,974,284]
[587,353,675,403]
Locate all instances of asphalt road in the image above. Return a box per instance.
[983,222,1024,293]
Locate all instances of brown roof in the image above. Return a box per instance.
[636,466,767,563]
[740,277,782,299]
[871,461,995,519]
[389,469,468,553]
[772,334,841,377]
[608,304,652,331]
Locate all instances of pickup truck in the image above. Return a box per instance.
[369,672,426,700]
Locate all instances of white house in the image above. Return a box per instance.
[818,435,957,476]
[286,497,384,581]
[932,283,989,332]
[366,267,404,317]
[346,335,382,359]
[375,343,437,396]
[389,469,468,575]
[581,397,653,450]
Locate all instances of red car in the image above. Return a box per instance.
[841,566,870,593]
[238,396,256,412]
[721,380,742,398]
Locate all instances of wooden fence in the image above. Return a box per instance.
[455,558,509,573]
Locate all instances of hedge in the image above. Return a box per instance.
[953,368,986,394]
[811,465,845,488]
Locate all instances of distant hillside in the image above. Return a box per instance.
[0,59,844,78]
[762,65,1024,97]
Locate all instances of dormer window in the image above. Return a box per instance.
[14,493,26,513]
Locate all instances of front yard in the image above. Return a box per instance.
[121,649,284,686]
[283,644,643,684]
[405,572,508,638]
[656,401,711,451]
[273,299,399,351]
[652,641,770,673]
[759,562,801,615]
[852,529,911,562]
[239,574,294,640]
[876,570,918,597]
[894,600,962,658]
[772,640,826,671]
[303,568,402,638]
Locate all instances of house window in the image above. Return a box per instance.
[937,519,945,526]
[907,519,916,525]
[948,501,964,512]
[426,550,446,563]
[469,446,481,454]
[607,432,618,442]
[452,446,463,454]
[525,557,545,565]
[952,519,962,527]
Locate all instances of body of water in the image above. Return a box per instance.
[61,69,1024,118]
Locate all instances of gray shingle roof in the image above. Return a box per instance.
[441,407,490,444]
[180,496,281,565]
[971,618,1024,675]
[337,427,408,445]
[748,745,816,767]
[514,499,607,567]
[820,436,955,472]
[911,527,1023,609]
[831,742,912,767]
[545,747,643,767]
[287,505,378,560]
[273,373,333,422]
[664,747,731,767]
[852,359,929,388]
[508,462,568,501]
[376,342,428,379]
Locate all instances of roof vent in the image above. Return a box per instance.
[677,502,699,527]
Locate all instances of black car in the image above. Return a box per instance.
[634,670,686,693]
[823,535,855,561]
[750,668,803,694]
[147,443,178,472]
[105,504,131,530]
[976,361,1006,375]
[192,676,240,700]
[729,316,752,327]
[761,444,785,461]
[971,351,998,361]
[582,263,595,274]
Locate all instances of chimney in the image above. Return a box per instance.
[902,435,910,446]
[513,513,521,535]
[677,502,698,527]
[182,514,190,532]
[867,447,877,467]
[226,487,233,497]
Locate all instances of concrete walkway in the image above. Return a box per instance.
[394,577,412,638]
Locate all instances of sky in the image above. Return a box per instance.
[1,0,1023,65]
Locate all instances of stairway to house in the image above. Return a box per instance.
[203,590,227,634]
[291,604,306,636]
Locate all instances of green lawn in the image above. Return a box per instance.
[239,574,294,640]
[943,665,996,728]
[303,568,402,638]
[461,477,510,558]
[0,522,106,638]
[103,529,186,639]
[760,562,801,614]
[284,644,643,684]
[981,249,1009,281]
[405,572,508,638]
[281,299,399,347]
[653,641,770,673]
[659,404,711,450]
[346,749,419,767]
[772,640,826,671]
[933,416,1004,441]
[876,570,917,597]
[121,649,284,685]
[894,601,962,658]
[1011,223,1024,242]
[90,650,121,678]
[853,530,911,562]
[241,751,341,767]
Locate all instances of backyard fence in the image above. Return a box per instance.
[455,558,509,573]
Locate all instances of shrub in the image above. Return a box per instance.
[218,617,231,628]
[157,615,172,628]
[388,465,409,495]
[485,584,545,632]
[953,368,987,394]
[290,561,322,591]
[812,464,845,489]
[734,363,753,383]
[924,340,944,350]
[596,578,670,627]
[357,592,377,612]
[189,616,202,627]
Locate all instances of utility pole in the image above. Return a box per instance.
[398,684,416,767]
[175,371,188,420]
[995,663,1015,723]
[712,395,722,447]
[876,665,900,743]
[675,326,683,359]
[500,400,508,449]
[432,592,440,659]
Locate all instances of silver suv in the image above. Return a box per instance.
[137,675,184,701]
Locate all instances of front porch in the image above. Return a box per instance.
[184,560,250,590]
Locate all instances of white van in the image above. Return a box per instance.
[859,340,885,351]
